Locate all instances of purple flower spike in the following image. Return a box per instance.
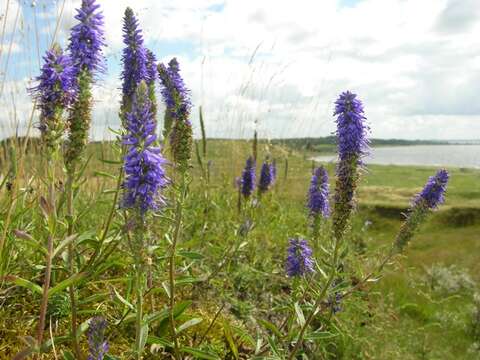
[286,237,315,277]
[158,58,193,170]
[87,317,109,360]
[394,169,449,253]
[241,156,256,198]
[258,160,273,193]
[30,44,76,120]
[69,0,105,74]
[332,91,369,240]
[308,166,330,218]
[121,7,148,107]
[146,49,157,85]
[122,82,168,214]
[414,169,449,209]
[334,91,369,162]
[158,58,192,126]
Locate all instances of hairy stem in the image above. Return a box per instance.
[169,175,186,360]
[66,169,81,359]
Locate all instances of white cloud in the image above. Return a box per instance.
[2,0,480,140]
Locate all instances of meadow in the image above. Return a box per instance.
[1,137,479,359]
[1,1,479,359]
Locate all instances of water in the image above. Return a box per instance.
[314,145,480,168]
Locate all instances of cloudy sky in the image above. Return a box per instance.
[1,0,480,140]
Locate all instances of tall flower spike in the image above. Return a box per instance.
[65,0,106,170]
[30,44,76,157]
[332,91,369,241]
[87,317,109,360]
[122,81,168,214]
[258,160,273,194]
[68,0,105,74]
[308,166,330,218]
[145,49,158,119]
[241,156,256,198]
[394,169,449,253]
[286,237,315,277]
[121,7,148,119]
[158,58,192,171]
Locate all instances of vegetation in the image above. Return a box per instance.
[1,137,479,359]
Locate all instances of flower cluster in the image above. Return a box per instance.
[158,58,192,171]
[146,49,157,86]
[414,169,449,209]
[240,156,256,198]
[30,44,76,156]
[285,237,315,277]
[121,7,148,117]
[122,81,168,214]
[87,317,109,360]
[334,91,369,162]
[68,0,105,74]
[65,0,106,170]
[308,166,330,218]
[332,91,369,241]
[258,160,273,194]
[394,169,449,253]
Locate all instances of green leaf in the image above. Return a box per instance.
[93,171,117,179]
[161,281,171,298]
[146,335,173,347]
[52,234,77,259]
[294,302,305,327]
[266,335,283,358]
[49,273,87,298]
[181,347,220,360]
[304,331,337,341]
[62,350,75,360]
[137,322,149,356]
[145,301,192,324]
[177,250,204,260]
[257,318,283,338]
[223,320,239,360]
[113,287,134,310]
[2,275,42,295]
[177,317,203,334]
[175,276,204,285]
[100,158,122,165]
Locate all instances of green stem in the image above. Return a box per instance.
[169,175,186,360]
[287,232,342,360]
[66,169,81,359]
[135,254,145,359]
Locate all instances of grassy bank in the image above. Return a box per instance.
[1,139,479,359]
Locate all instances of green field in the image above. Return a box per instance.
[1,139,479,359]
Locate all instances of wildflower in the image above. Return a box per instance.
[286,237,315,277]
[121,7,148,119]
[65,0,105,170]
[122,81,168,214]
[394,169,449,253]
[414,169,449,209]
[68,0,105,74]
[30,44,76,157]
[240,156,256,198]
[158,58,192,171]
[332,91,369,241]
[258,160,273,193]
[87,317,109,360]
[308,166,330,218]
[145,49,158,119]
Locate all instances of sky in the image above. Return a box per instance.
[1,0,480,140]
